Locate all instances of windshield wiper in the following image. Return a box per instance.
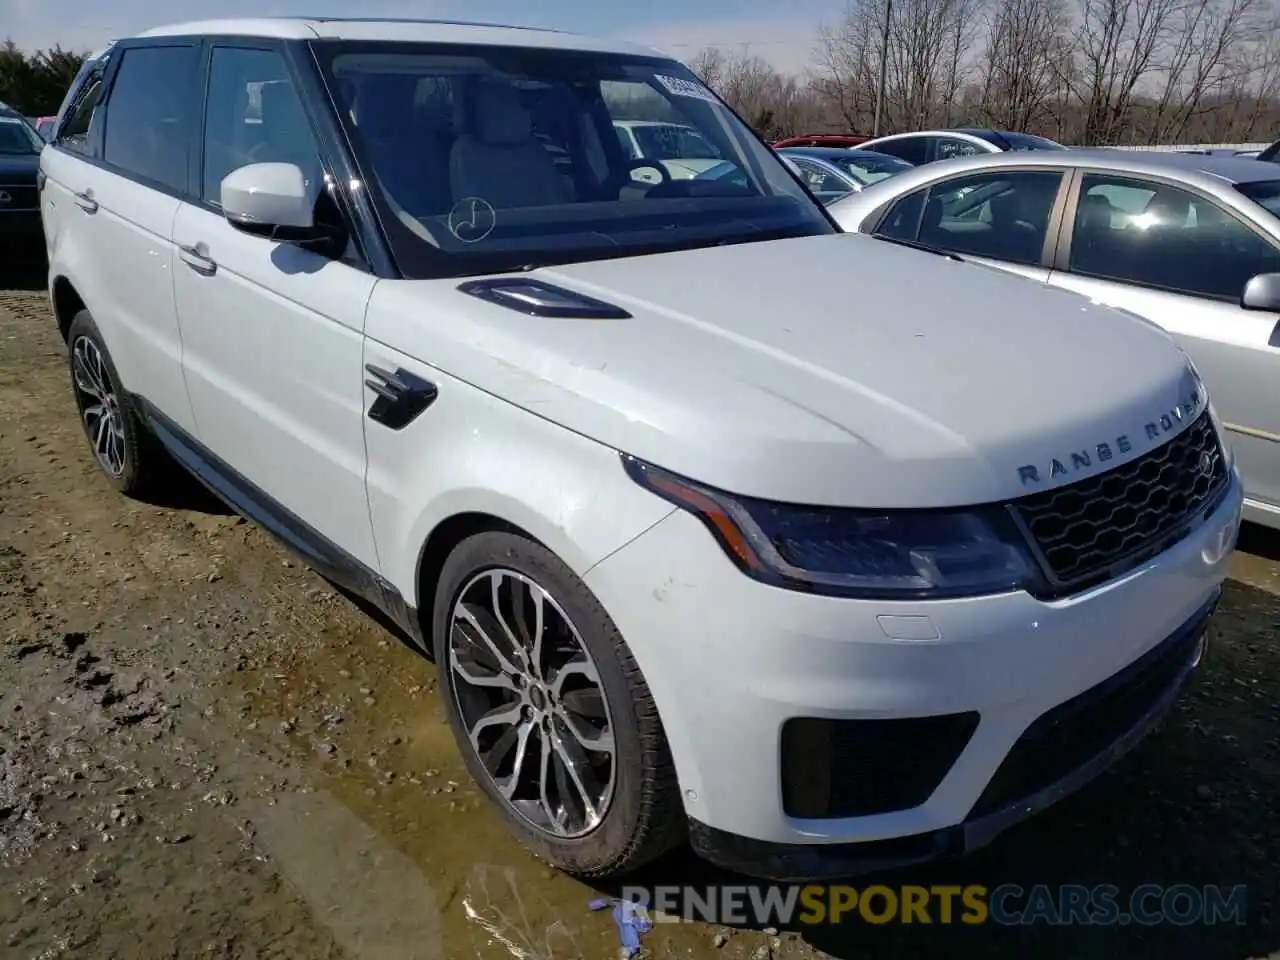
[871,233,965,262]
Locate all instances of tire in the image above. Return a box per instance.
[432,530,685,878]
[66,309,162,497]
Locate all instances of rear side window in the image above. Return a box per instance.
[874,136,930,165]
[935,136,983,160]
[876,170,1063,265]
[877,188,926,239]
[102,44,200,193]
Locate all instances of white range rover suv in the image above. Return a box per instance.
[42,17,1243,881]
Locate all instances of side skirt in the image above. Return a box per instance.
[132,395,427,651]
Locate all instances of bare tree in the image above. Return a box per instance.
[813,3,882,132]
[692,0,1280,147]
[978,0,1074,132]
[689,46,826,137]
[1071,0,1185,144]
[1144,0,1264,142]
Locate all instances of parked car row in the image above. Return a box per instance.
[33,17,1249,888]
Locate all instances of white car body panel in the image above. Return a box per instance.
[42,147,198,435]
[170,201,382,570]
[360,310,676,602]
[366,233,1202,510]
[587,485,1239,842]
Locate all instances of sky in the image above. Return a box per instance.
[0,0,844,74]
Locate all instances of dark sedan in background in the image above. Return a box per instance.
[0,114,46,266]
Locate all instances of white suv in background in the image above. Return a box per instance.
[42,18,1242,881]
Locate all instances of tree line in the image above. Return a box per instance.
[692,0,1280,145]
[0,41,87,116]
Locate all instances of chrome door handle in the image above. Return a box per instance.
[178,244,217,277]
[73,190,97,213]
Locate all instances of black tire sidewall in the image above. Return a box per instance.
[66,309,147,495]
[432,530,653,876]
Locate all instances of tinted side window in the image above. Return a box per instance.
[792,158,835,191]
[884,171,1063,265]
[102,45,199,192]
[1069,174,1280,299]
[935,136,983,160]
[877,188,926,239]
[203,47,321,206]
[874,136,929,166]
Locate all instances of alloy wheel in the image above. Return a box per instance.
[71,336,126,477]
[448,569,616,838]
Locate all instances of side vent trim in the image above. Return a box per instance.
[458,278,632,319]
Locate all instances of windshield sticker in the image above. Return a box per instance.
[654,75,718,103]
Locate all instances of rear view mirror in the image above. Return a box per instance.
[1241,272,1280,312]
[221,162,318,240]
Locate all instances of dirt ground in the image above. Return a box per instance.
[0,272,1277,960]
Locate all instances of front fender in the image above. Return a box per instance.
[361,352,675,608]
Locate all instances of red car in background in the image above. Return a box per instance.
[772,134,869,148]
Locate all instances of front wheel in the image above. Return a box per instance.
[432,530,685,878]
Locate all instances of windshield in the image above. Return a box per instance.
[1236,180,1280,219]
[316,41,832,278]
[0,118,42,154]
[829,151,911,185]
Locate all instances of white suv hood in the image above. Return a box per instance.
[372,232,1205,508]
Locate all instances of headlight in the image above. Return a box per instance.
[623,456,1039,600]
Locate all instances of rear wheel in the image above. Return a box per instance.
[66,310,161,496]
[432,530,684,877]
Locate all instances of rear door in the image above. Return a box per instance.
[42,39,201,434]
[1047,170,1280,515]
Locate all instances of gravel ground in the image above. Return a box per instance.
[0,272,1277,959]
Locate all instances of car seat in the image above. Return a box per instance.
[449,80,574,209]
[354,74,451,218]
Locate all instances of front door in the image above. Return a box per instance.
[171,41,381,570]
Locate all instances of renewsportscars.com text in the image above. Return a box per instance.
[620,883,1248,927]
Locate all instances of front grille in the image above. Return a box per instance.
[969,597,1212,819]
[0,184,38,210]
[1012,410,1227,589]
[780,713,979,819]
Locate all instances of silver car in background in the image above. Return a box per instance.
[827,149,1280,529]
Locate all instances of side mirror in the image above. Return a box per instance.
[1241,272,1280,312]
[221,162,325,243]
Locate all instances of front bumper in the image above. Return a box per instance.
[583,471,1242,880]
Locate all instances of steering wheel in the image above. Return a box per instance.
[621,158,672,188]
